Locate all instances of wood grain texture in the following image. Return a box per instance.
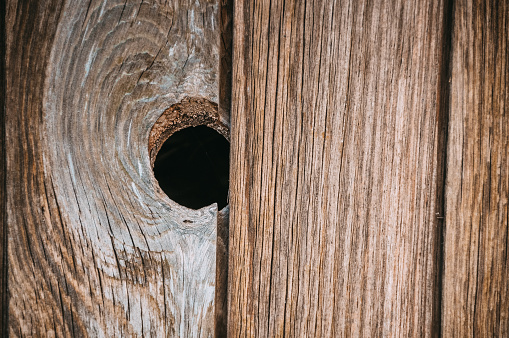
[6,0,224,336]
[0,0,8,334]
[216,0,232,336]
[443,0,509,336]
[228,0,448,336]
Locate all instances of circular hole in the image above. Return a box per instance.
[153,125,230,210]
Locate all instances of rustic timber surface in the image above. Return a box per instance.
[0,0,7,334]
[228,0,508,336]
[229,0,448,336]
[5,0,223,336]
[443,0,509,335]
[3,0,509,336]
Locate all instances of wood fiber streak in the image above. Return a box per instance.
[229,0,447,336]
[6,0,223,336]
[443,1,509,336]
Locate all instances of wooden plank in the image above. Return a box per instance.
[216,1,233,336]
[228,0,448,336]
[443,0,509,336]
[0,0,7,334]
[5,0,224,336]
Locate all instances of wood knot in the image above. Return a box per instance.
[149,97,230,210]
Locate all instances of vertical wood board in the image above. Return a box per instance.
[228,0,448,336]
[5,0,223,336]
[443,0,509,336]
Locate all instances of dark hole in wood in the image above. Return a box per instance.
[153,125,229,210]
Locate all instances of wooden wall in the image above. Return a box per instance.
[228,0,507,336]
[1,0,508,336]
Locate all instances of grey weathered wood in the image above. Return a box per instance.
[5,0,508,336]
[228,0,448,336]
[5,0,224,336]
[443,0,509,336]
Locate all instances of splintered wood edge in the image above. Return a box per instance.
[148,97,230,167]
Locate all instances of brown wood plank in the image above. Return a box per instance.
[5,0,224,335]
[216,1,233,336]
[5,1,68,334]
[443,0,509,336]
[228,0,448,336]
[0,0,7,334]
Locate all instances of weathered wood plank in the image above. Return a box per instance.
[0,0,8,334]
[228,0,448,336]
[6,0,223,336]
[5,1,68,335]
[443,0,509,336]
[216,1,233,336]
